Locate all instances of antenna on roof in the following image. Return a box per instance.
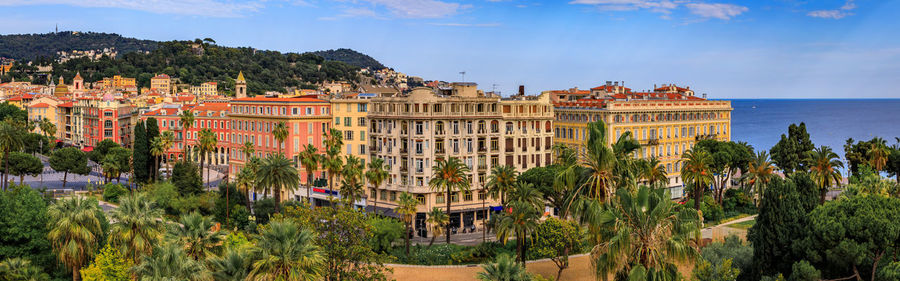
[459,71,466,83]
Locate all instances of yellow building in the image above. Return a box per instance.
[27,97,62,137]
[552,83,732,197]
[150,74,172,94]
[330,93,373,165]
[191,82,218,96]
[95,75,137,90]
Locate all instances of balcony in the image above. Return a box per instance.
[435,148,445,154]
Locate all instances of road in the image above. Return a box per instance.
[15,156,225,191]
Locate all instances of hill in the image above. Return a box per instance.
[310,48,385,69]
[0,31,157,61]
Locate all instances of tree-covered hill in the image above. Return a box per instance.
[0,31,157,61]
[310,48,385,70]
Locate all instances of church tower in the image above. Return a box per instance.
[73,72,83,90]
[235,71,247,98]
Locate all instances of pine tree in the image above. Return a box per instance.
[132,121,149,184]
[747,175,817,279]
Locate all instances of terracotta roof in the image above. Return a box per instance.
[30,103,50,108]
[58,102,74,107]
[231,97,326,103]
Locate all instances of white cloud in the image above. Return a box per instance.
[342,0,471,19]
[0,0,262,17]
[807,0,855,19]
[684,3,748,20]
[428,22,501,27]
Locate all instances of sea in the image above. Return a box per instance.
[729,99,900,162]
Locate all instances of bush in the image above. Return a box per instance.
[369,217,403,254]
[252,198,278,225]
[171,160,202,196]
[170,192,216,217]
[393,244,466,265]
[685,195,724,223]
[144,182,179,215]
[451,241,516,265]
[101,184,128,203]
[723,189,756,215]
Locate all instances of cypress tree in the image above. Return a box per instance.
[132,120,149,184]
[747,175,817,279]
[145,117,160,181]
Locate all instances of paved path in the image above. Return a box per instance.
[701,214,757,241]
[17,156,225,191]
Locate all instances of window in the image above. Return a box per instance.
[358,117,366,126]
[344,117,351,126]
[345,130,353,141]
[416,194,425,204]
[358,103,367,112]
[335,117,340,125]
[305,107,312,115]
[436,194,445,204]
[450,192,459,203]
[463,191,473,201]
[292,108,298,115]
[390,191,397,202]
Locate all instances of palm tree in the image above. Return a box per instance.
[160,131,176,174]
[0,257,50,281]
[47,197,104,281]
[590,186,700,281]
[198,128,217,190]
[272,121,288,155]
[133,242,211,281]
[256,154,300,213]
[299,144,320,205]
[742,150,775,204]
[322,146,343,197]
[235,166,255,210]
[429,157,471,244]
[248,220,322,281]
[179,110,195,162]
[496,182,543,264]
[580,121,619,202]
[680,148,714,211]
[552,143,577,166]
[396,192,419,256]
[486,165,517,206]
[640,157,669,188]
[425,207,448,247]
[611,132,643,190]
[806,145,844,204]
[101,155,121,184]
[39,117,57,140]
[166,212,226,261]
[365,157,388,215]
[324,128,344,151]
[150,137,165,182]
[868,137,889,171]
[476,254,530,281]
[207,248,251,281]
[0,121,24,191]
[240,140,255,161]
[109,194,165,263]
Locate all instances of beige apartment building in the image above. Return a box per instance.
[367,83,554,236]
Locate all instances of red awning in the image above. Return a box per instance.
[82,146,94,152]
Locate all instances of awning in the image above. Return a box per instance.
[81,146,94,152]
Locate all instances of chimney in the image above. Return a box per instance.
[518,85,525,96]
[614,81,618,86]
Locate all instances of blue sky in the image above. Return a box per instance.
[1,0,898,99]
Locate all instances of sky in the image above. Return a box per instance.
[1,0,899,99]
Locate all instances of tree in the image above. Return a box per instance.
[172,160,202,195]
[7,152,41,185]
[207,248,251,281]
[487,165,518,206]
[132,120,150,184]
[532,217,582,281]
[165,212,225,261]
[589,186,700,281]
[198,128,217,190]
[38,118,56,140]
[102,147,131,184]
[0,185,54,274]
[234,167,255,210]
[323,146,343,196]
[639,157,669,188]
[88,139,119,164]
[145,117,160,180]
[476,254,530,281]
[496,182,543,265]
[680,148,714,211]
[748,176,817,279]
[698,235,754,281]
[22,133,50,155]
[742,150,775,204]
[49,147,91,189]
[425,207,448,247]
[365,157,388,214]
[340,155,364,206]
[396,192,418,256]
[159,131,176,175]
[367,217,403,255]
[248,220,322,281]
[133,243,211,281]
[695,140,753,204]
[108,194,165,263]
[429,157,471,244]
[0,121,24,190]
[79,244,132,281]
[581,121,619,202]
[179,110,195,161]
[272,121,288,155]
[867,137,889,171]
[48,197,105,281]
[256,154,299,213]
[299,144,320,205]
[770,123,814,174]
[150,137,165,182]
[805,146,843,204]
[693,258,741,281]
[0,257,50,281]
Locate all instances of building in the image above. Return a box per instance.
[552,82,732,197]
[150,74,172,94]
[191,82,217,96]
[57,101,82,144]
[142,103,232,170]
[235,72,247,98]
[330,93,374,166]
[367,83,554,237]
[53,76,70,98]
[79,94,138,147]
[227,96,332,203]
[94,75,137,91]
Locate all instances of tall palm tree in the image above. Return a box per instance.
[476,254,530,281]
[166,212,226,261]
[324,128,344,152]
[640,157,669,188]
[160,131,176,174]
[680,148,714,211]
[39,117,57,140]
[580,121,619,202]
[365,157,388,215]
[552,143,577,166]
[868,137,889,171]
[590,186,700,281]
[426,207,448,247]
[47,197,104,281]
[0,257,50,281]
[133,242,211,281]
[272,121,288,155]
[396,192,419,256]
[299,144,320,205]
[207,248,252,281]
[611,131,643,190]
[486,165,517,206]
[256,154,300,213]
[248,220,322,281]
[322,146,343,197]
[150,136,165,182]
[429,157,471,244]
[235,166,256,209]
[339,178,363,207]
[742,150,775,203]
[198,128,217,190]
[179,110,195,162]
[0,121,24,191]
[806,145,844,204]
[496,182,543,264]
[109,194,165,263]
[339,155,364,206]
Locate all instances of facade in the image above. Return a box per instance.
[27,97,62,136]
[191,82,218,96]
[235,72,247,98]
[150,74,172,94]
[330,94,373,166]
[367,83,554,236]
[227,97,332,203]
[94,75,137,92]
[552,82,732,196]
[79,95,138,147]
[142,103,232,167]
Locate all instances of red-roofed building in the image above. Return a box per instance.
[79,96,138,147]
[142,102,232,167]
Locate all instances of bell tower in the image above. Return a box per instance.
[235,71,247,98]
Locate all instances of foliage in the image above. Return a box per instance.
[721,189,756,216]
[252,198,278,225]
[0,257,50,281]
[311,48,386,69]
[693,258,741,281]
[170,193,217,217]
[368,217,403,255]
[429,157,471,244]
[748,176,817,279]
[805,145,843,204]
[685,195,725,223]
[214,182,249,228]
[7,152,42,184]
[22,133,50,155]
[248,220,322,281]
[132,242,211,281]
[0,31,157,61]
[0,102,27,123]
[101,184,127,203]
[223,232,251,250]
[207,248,251,281]
[841,166,900,198]
[449,242,517,265]
[47,196,106,281]
[770,123,814,174]
[172,160,202,195]
[143,182,179,215]
[786,260,820,281]
[496,182,543,264]
[699,235,753,281]
[108,194,165,263]
[48,147,91,188]
[255,154,299,213]
[132,120,150,184]
[145,118,160,181]
[101,147,131,183]
[88,139,120,164]
[476,254,530,281]
[695,140,753,204]
[79,244,132,281]
[166,212,226,261]
[530,217,582,281]
[0,186,54,274]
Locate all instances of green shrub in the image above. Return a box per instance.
[685,195,724,223]
[451,241,516,264]
[393,244,465,265]
[723,189,756,215]
[252,198,277,224]
[144,182,179,215]
[101,184,127,203]
[368,217,403,254]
